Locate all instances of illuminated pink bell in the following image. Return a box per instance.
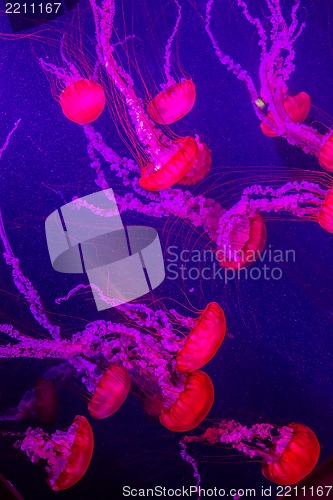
[147,79,196,125]
[60,79,106,125]
[261,92,311,137]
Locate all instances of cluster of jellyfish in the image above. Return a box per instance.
[1,0,333,494]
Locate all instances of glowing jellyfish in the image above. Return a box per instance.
[159,371,214,432]
[0,216,215,436]
[178,140,212,185]
[205,0,327,168]
[318,188,333,233]
[318,134,333,172]
[88,364,131,419]
[217,214,267,270]
[60,79,106,125]
[15,415,94,491]
[262,423,321,485]
[176,302,226,373]
[139,136,199,191]
[181,420,320,486]
[147,80,196,125]
[260,92,312,137]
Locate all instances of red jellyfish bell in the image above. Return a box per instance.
[139,136,199,191]
[159,371,214,432]
[260,92,311,137]
[60,79,106,125]
[88,364,131,419]
[176,302,226,373]
[318,188,333,233]
[147,79,196,125]
[318,134,333,172]
[48,416,94,491]
[218,214,267,270]
[262,423,320,485]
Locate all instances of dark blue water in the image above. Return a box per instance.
[0,0,332,498]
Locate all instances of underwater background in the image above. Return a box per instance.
[0,0,333,498]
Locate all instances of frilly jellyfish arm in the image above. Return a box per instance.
[236,0,267,53]
[163,0,181,88]
[216,181,326,250]
[205,0,260,116]
[180,440,201,498]
[89,0,170,153]
[0,213,61,340]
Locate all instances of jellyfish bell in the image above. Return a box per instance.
[139,136,199,191]
[159,370,214,432]
[262,423,320,485]
[178,140,212,186]
[88,364,131,420]
[176,302,226,373]
[260,92,311,137]
[318,188,333,233]
[147,79,196,125]
[318,133,333,172]
[181,420,320,487]
[14,415,94,491]
[60,79,106,125]
[217,214,267,270]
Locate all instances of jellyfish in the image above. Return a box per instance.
[217,214,267,270]
[84,0,211,190]
[205,0,331,169]
[139,136,199,191]
[146,1,196,125]
[260,92,312,137]
[159,370,214,432]
[147,79,196,125]
[318,188,333,233]
[176,302,226,373]
[60,79,106,125]
[88,364,131,419]
[181,419,320,486]
[214,179,333,269]
[0,378,57,424]
[12,415,94,491]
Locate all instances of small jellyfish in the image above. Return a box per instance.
[159,371,214,432]
[176,302,226,373]
[139,136,199,191]
[260,93,311,137]
[15,415,94,491]
[181,420,320,486]
[318,188,333,233]
[60,79,106,125]
[217,214,267,269]
[318,134,333,172]
[88,364,131,420]
[147,79,196,125]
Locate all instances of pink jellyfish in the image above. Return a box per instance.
[60,79,106,124]
[205,0,332,170]
[85,0,211,190]
[181,419,320,486]
[10,415,94,491]
[146,0,196,125]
